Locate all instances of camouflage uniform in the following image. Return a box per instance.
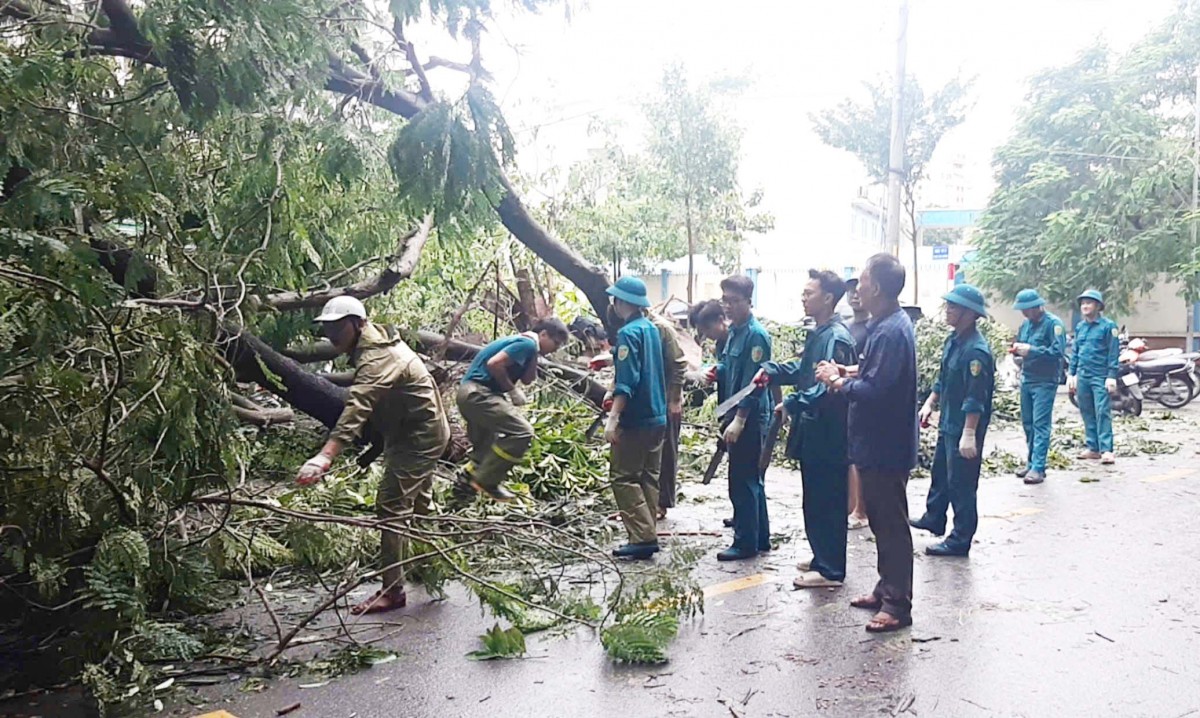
[330,323,449,592]
[648,312,688,509]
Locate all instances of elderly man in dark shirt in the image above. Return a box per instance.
[816,253,918,633]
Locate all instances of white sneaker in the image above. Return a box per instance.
[848,515,869,530]
[792,571,843,589]
[1100,452,1115,465]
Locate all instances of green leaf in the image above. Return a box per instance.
[467,623,527,660]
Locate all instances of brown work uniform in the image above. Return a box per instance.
[330,323,449,593]
[649,312,687,509]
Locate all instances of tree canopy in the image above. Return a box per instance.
[546,67,772,295]
[971,4,1200,313]
[0,0,636,709]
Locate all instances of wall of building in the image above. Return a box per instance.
[983,278,1191,348]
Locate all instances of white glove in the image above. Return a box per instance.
[1105,378,1118,395]
[723,415,746,445]
[1012,343,1031,357]
[1067,375,1077,394]
[958,432,978,461]
[685,368,713,386]
[297,453,332,485]
[508,385,528,406]
[918,399,935,427]
[604,412,621,444]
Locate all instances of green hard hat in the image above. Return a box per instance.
[1012,289,1046,311]
[943,284,988,317]
[1077,289,1105,309]
[606,276,651,308]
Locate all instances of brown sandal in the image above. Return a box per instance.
[350,590,407,615]
[850,594,883,610]
[865,611,912,633]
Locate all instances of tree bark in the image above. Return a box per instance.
[685,195,695,305]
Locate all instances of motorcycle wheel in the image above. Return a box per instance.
[1129,396,1143,416]
[1155,374,1194,409]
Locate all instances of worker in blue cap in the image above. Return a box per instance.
[1068,289,1119,465]
[911,284,995,557]
[1011,289,1066,484]
[604,276,668,560]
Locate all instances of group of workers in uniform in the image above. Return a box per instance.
[289,258,1124,632]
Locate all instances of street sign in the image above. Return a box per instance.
[932,244,949,260]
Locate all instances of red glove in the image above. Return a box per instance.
[602,397,614,411]
[752,368,770,388]
[705,366,718,384]
[588,353,612,371]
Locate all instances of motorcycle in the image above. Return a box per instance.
[1120,338,1196,409]
[1068,363,1143,415]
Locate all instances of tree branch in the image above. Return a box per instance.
[263,213,434,311]
[56,3,614,322]
[0,0,36,22]
[230,394,294,427]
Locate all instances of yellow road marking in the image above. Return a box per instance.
[702,573,774,598]
[983,507,1044,521]
[1142,468,1195,484]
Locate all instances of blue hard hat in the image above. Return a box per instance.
[1012,289,1046,311]
[606,276,651,308]
[1077,289,1105,309]
[943,284,988,317]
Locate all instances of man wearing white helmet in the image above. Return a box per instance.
[296,295,449,615]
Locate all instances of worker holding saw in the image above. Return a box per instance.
[760,270,857,588]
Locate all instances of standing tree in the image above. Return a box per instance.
[543,139,681,278]
[811,75,972,300]
[972,5,1200,313]
[643,66,772,301]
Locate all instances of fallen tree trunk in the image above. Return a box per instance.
[282,331,605,408]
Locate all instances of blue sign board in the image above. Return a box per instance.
[932,244,949,260]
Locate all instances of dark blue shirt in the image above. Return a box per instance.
[717,315,773,424]
[462,335,537,393]
[842,307,918,472]
[763,317,856,465]
[613,315,667,429]
[1070,316,1120,381]
[1017,312,1066,385]
[932,328,994,442]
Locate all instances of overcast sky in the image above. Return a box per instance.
[418,0,1180,270]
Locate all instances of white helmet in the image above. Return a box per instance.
[314,296,368,323]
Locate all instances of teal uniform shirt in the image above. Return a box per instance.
[1017,312,1066,385]
[1069,317,1120,381]
[932,327,995,443]
[462,335,537,393]
[612,315,667,429]
[763,318,856,465]
[717,315,773,424]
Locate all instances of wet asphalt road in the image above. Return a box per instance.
[7,395,1200,718]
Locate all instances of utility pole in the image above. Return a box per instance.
[885,0,909,260]
[1188,63,1199,352]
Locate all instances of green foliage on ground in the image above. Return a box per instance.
[467,623,528,661]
